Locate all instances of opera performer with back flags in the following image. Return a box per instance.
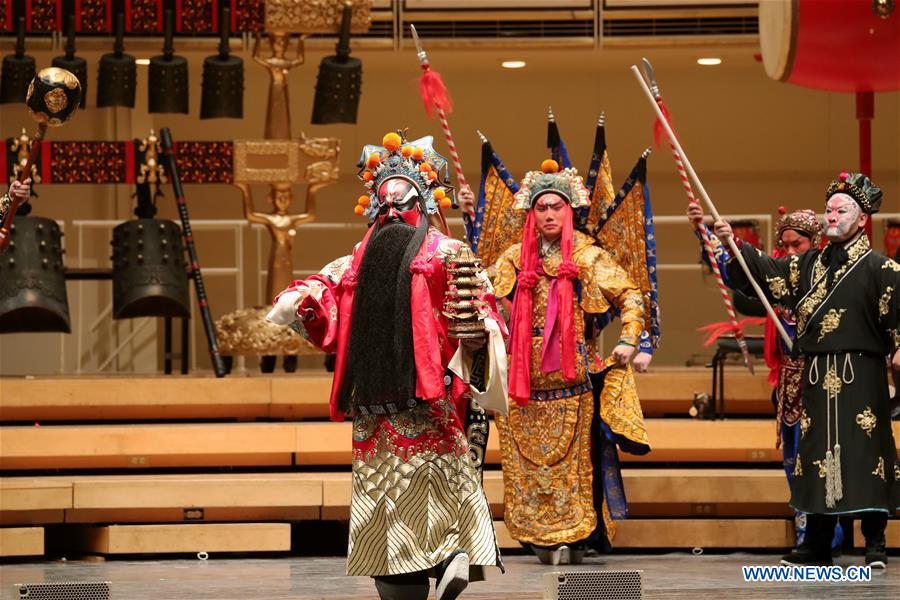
[267,131,507,600]
[463,158,649,564]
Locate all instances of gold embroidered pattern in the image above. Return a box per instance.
[800,409,811,439]
[477,166,526,267]
[813,458,827,479]
[879,287,893,317]
[797,282,828,333]
[817,308,847,342]
[822,362,843,397]
[599,362,650,450]
[873,457,885,481]
[778,358,804,426]
[789,255,801,289]
[793,455,803,477]
[856,407,877,437]
[894,462,900,482]
[882,259,900,272]
[799,235,871,333]
[766,275,789,299]
[496,391,597,546]
[490,243,520,299]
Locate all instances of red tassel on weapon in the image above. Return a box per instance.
[418,67,453,118]
[698,317,765,348]
[653,99,673,149]
[410,24,473,219]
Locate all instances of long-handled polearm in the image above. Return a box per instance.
[159,128,227,378]
[409,24,474,220]
[635,60,754,372]
[631,63,792,354]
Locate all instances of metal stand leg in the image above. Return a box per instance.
[164,317,173,375]
[717,349,726,420]
[710,350,720,419]
[181,317,190,374]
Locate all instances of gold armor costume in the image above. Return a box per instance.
[490,230,647,546]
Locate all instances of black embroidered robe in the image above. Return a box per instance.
[727,232,900,515]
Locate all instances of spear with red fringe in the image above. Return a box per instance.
[409,24,474,219]
[634,59,793,369]
[639,58,754,373]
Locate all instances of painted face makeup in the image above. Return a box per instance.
[824,193,862,242]
[378,178,419,213]
[534,192,567,241]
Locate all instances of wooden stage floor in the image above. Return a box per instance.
[1,554,896,600]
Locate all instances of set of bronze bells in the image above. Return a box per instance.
[1,10,243,119]
[2,3,362,125]
[0,216,190,334]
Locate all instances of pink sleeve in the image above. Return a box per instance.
[292,275,342,353]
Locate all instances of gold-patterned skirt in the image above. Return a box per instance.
[495,389,600,547]
[347,398,501,577]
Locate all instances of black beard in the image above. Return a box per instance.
[340,220,419,414]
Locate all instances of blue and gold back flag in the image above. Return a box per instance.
[592,152,661,349]
[546,107,573,170]
[466,134,524,267]
[581,115,616,234]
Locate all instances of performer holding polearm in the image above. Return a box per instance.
[712,173,899,568]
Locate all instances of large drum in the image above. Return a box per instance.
[760,0,900,92]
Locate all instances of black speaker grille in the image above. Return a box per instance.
[14,581,111,600]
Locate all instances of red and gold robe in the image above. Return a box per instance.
[271,227,504,577]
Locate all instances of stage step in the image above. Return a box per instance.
[0,527,44,557]
[0,422,298,469]
[2,469,791,526]
[5,420,898,470]
[0,368,770,422]
[71,523,291,555]
[494,519,796,549]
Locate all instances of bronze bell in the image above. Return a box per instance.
[0,216,71,333]
[148,9,189,114]
[97,12,136,108]
[201,6,243,119]
[311,2,362,125]
[0,18,36,104]
[52,16,88,109]
[111,218,190,320]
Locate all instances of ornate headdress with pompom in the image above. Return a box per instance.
[775,206,823,247]
[825,171,882,215]
[513,159,591,211]
[354,131,454,218]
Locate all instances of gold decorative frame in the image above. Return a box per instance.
[265,0,373,34]
[233,140,303,184]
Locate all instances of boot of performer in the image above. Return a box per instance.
[373,573,430,600]
[861,512,888,569]
[781,513,835,566]
[435,550,469,600]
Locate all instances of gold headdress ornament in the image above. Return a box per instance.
[513,159,590,210]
